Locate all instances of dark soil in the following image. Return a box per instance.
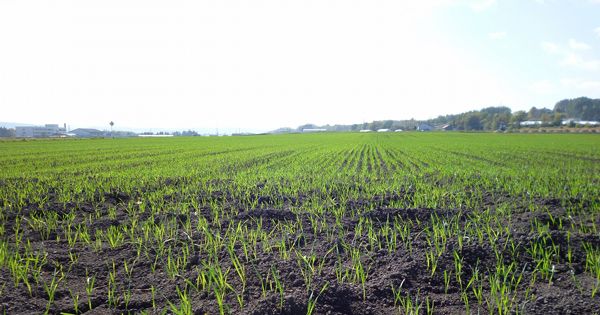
[2,188,600,315]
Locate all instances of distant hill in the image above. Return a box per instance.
[280,97,600,132]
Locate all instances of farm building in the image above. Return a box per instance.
[418,124,434,131]
[562,119,599,126]
[70,128,104,137]
[521,121,542,126]
[303,129,326,132]
[395,129,403,132]
[16,124,66,138]
[359,130,372,133]
[377,129,390,132]
[441,125,456,131]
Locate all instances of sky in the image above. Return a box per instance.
[1,0,600,132]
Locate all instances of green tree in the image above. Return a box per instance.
[465,114,481,130]
[491,114,500,130]
[553,97,600,120]
[0,127,15,138]
[553,113,564,126]
[541,112,552,126]
[510,111,527,129]
[502,110,512,125]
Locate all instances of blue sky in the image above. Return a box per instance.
[1,0,599,131]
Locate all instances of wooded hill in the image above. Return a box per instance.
[284,97,600,132]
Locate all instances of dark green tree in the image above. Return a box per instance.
[0,127,15,138]
[510,111,527,129]
[465,114,481,130]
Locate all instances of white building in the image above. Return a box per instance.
[16,124,66,138]
[138,134,173,137]
[359,130,372,133]
[303,129,326,132]
[377,129,390,132]
[418,124,434,131]
[562,119,599,126]
[70,128,104,137]
[521,121,542,126]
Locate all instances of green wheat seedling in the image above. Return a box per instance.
[162,285,193,315]
[101,225,125,249]
[425,247,440,278]
[68,289,80,315]
[485,261,526,315]
[68,251,80,265]
[39,268,62,315]
[583,242,600,279]
[151,285,156,310]
[471,264,484,305]
[295,245,318,294]
[91,230,103,253]
[306,282,329,315]
[391,279,406,306]
[226,241,246,311]
[453,251,464,291]
[106,261,120,308]
[444,270,451,296]
[395,289,429,315]
[123,281,132,310]
[271,263,285,312]
[202,259,232,315]
[569,270,584,295]
[85,268,96,310]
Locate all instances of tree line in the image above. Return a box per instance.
[0,127,15,138]
[288,97,599,132]
[430,97,599,130]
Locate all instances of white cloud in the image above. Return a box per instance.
[561,53,600,70]
[488,31,506,39]
[529,81,554,94]
[569,39,591,50]
[561,79,574,87]
[579,81,600,89]
[542,40,599,71]
[562,78,600,89]
[541,42,559,53]
[471,0,496,11]
[561,54,582,66]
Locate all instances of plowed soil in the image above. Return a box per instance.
[2,189,600,315]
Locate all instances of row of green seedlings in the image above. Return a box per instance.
[378,207,600,314]
[5,159,597,233]
[147,217,333,315]
[0,226,596,315]
[4,200,600,313]
[4,132,599,218]
[20,195,600,260]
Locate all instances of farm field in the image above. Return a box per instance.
[1,132,600,315]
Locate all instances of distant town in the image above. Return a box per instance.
[0,124,255,138]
